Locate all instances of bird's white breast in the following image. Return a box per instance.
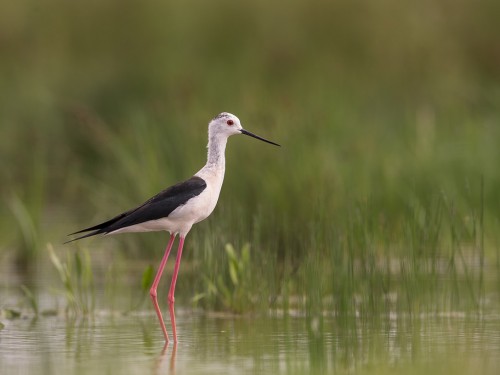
[192,165,225,221]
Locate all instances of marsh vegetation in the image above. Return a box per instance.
[0,1,499,374]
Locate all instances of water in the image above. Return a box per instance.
[1,255,499,375]
[1,308,499,375]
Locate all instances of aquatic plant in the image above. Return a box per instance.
[193,242,254,313]
[20,285,39,316]
[48,243,95,315]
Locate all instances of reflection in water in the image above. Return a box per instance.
[0,310,499,374]
[154,342,177,374]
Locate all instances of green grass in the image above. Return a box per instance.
[0,0,499,316]
[48,243,95,315]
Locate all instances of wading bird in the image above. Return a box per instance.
[67,112,280,342]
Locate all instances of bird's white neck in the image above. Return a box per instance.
[195,133,227,194]
[192,132,228,222]
[205,133,227,171]
[194,132,228,184]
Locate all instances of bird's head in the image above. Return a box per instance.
[208,112,280,146]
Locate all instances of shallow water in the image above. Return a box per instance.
[1,307,499,375]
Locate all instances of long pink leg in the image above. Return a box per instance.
[168,236,185,342]
[150,233,176,342]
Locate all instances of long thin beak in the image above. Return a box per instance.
[240,129,281,147]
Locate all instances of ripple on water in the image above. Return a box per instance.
[0,310,499,374]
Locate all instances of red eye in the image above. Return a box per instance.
[226,120,234,126]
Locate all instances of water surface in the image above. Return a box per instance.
[1,307,499,375]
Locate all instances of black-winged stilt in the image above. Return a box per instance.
[67,112,280,342]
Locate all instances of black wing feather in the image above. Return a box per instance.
[66,176,206,243]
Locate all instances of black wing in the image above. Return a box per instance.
[66,176,207,242]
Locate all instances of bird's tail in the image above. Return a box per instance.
[65,212,128,244]
[64,229,103,244]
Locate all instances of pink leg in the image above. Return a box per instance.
[150,233,176,342]
[168,236,185,342]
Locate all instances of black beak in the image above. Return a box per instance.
[240,129,281,147]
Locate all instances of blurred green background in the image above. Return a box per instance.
[1,0,499,314]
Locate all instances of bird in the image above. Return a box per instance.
[67,112,280,342]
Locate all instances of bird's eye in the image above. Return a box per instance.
[226,120,234,126]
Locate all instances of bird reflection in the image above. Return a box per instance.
[154,341,177,374]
